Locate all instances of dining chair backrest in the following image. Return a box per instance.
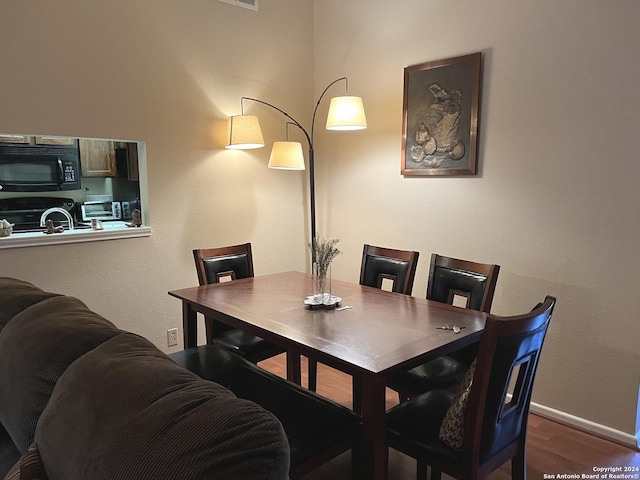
[193,243,254,286]
[359,244,419,295]
[427,254,500,312]
[463,296,555,471]
[192,243,255,345]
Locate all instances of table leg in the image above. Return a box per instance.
[358,373,388,480]
[182,301,198,349]
[352,376,363,414]
[308,357,318,391]
[286,351,302,385]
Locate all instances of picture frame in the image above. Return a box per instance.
[401,52,482,176]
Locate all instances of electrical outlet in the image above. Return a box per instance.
[167,328,178,347]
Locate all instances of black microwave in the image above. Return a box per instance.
[0,154,81,192]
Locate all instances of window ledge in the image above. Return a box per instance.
[0,225,151,249]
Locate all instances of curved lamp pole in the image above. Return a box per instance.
[228,77,367,260]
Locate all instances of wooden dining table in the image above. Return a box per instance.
[168,271,486,480]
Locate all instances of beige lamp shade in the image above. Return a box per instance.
[225,115,265,149]
[326,96,367,130]
[268,141,305,170]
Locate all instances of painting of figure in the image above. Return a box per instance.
[402,52,481,176]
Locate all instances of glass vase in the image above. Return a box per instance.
[313,262,332,305]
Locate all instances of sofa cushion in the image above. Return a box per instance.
[3,443,48,480]
[0,425,20,479]
[0,296,121,453]
[0,278,60,334]
[2,462,17,480]
[35,332,289,480]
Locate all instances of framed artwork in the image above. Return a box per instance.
[401,52,482,176]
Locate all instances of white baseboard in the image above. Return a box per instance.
[530,401,639,451]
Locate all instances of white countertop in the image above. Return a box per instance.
[0,221,151,249]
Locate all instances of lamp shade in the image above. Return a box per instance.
[268,141,305,170]
[326,96,367,130]
[225,115,265,149]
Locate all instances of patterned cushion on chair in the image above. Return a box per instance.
[438,359,476,450]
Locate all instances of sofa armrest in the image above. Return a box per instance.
[35,333,290,480]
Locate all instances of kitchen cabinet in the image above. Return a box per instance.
[79,139,116,177]
[0,135,74,145]
[0,134,30,144]
[115,142,139,181]
[34,136,75,146]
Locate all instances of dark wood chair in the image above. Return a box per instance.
[359,244,420,295]
[308,244,420,396]
[426,254,500,313]
[170,344,362,479]
[387,254,500,401]
[192,244,287,365]
[385,296,556,480]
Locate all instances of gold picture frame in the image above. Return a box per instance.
[401,52,482,176]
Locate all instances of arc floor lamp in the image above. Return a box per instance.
[225,77,367,247]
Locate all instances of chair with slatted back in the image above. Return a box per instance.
[387,253,500,402]
[192,244,286,364]
[307,244,420,395]
[385,296,555,480]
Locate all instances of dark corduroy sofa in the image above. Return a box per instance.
[0,277,290,480]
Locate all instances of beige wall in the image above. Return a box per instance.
[313,1,640,440]
[1,0,638,445]
[0,2,313,351]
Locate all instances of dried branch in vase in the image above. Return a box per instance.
[309,237,341,281]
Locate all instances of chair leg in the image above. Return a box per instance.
[512,442,527,480]
[352,437,364,480]
[417,460,429,480]
[430,465,442,480]
[308,358,318,391]
[286,352,302,385]
[352,376,363,413]
[204,317,214,345]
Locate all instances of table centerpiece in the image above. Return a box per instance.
[305,237,342,309]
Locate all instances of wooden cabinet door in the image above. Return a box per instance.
[124,143,139,181]
[79,139,116,177]
[34,136,75,145]
[0,134,30,144]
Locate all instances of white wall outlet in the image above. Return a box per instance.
[167,328,178,347]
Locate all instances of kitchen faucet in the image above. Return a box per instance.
[40,207,74,230]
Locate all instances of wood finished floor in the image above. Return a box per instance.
[259,354,640,479]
